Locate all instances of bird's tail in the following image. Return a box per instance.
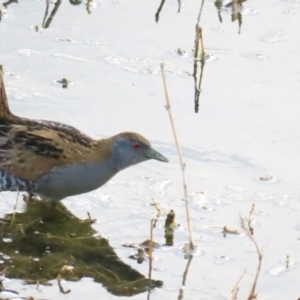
[0,168,30,192]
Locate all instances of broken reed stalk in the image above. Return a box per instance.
[193,1,206,113]
[86,0,92,14]
[177,255,193,300]
[231,268,246,300]
[160,63,194,251]
[42,0,50,28]
[240,214,264,300]
[177,0,181,13]
[155,0,166,23]
[286,255,289,269]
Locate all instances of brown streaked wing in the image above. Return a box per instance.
[0,124,112,182]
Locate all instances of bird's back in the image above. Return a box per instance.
[0,121,112,192]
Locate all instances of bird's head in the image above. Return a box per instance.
[110,132,168,171]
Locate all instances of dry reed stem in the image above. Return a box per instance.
[194,0,206,59]
[11,191,20,225]
[196,0,205,24]
[199,28,205,57]
[148,219,155,282]
[151,198,161,228]
[193,0,206,113]
[247,203,255,235]
[240,214,264,300]
[231,268,246,300]
[42,0,50,28]
[160,63,194,251]
[155,0,166,23]
[177,0,181,13]
[286,255,289,269]
[177,255,193,300]
[151,198,162,216]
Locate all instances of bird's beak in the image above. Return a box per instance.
[146,148,169,162]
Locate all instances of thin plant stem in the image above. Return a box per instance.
[240,214,264,300]
[42,0,50,28]
[177,0,181,13]
[11,191,19,225]
[177,255,193,299]
[231,268,246,300]
[160,63,194,251]
[148,219,154,280]
[155,0,166,23]
[196,0,205,25]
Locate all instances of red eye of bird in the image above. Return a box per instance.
[132,142,140,149]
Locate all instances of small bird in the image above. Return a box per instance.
[0,66,168,201]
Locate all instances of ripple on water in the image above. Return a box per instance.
[253,191,273,202]
[206,48,232,54]
[226,185,244,193]
[241,6,258,15]
[254,210,269,217]
[147,178,170,192]
[174,245,204,258]
[221,4,258,16]
[280,0,300,4]
[268,259,298,276]
[190,191,207,203]
[52,79,76,88]
[6,87,27,100]
[194,54,218,63]
[268,266,286,276]
[3,69,21,78]
[105,56,148,64]
[191,192,227,208]
[79,0,98,8]
[194,204,216,212]
[273,193,292,207]
[212,27,224,33]
[17,49,39,57]
[32,92,51,98]
[54,37,76,43]
[249,100,271,108]
[261,30,286,43]
[283,9,295,14]
[231,153,252,164]
[84,40,110,46]
[253,175,279,184]
[170,48,188,58]
[52,53,92,63]
[153,267,166,272]
[241,53,272,61]
[214,255,232,265]
[123,66,190,77]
